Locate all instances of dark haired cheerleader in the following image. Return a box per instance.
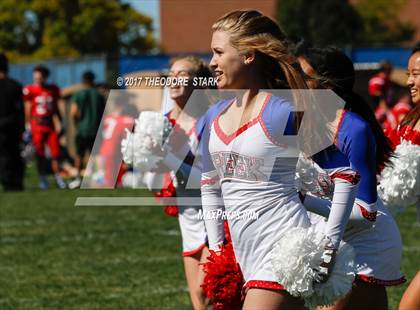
[382,42,420,310]
[295,44,405,310]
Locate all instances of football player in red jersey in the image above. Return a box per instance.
[98,98,134,187]
[23,65,66,189]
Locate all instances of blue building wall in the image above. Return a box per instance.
[349,48,411,69]
[118,54,212,76]
[8,48,412,88]
[119,48,412,76]
[9,56,106,88]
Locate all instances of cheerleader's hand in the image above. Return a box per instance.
[314,240,337,284]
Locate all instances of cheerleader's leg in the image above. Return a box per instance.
[399,271,420,310]
[198,246,212,309]
[183,247,210,310]
[243,289,305,310]
[178,204,209,309]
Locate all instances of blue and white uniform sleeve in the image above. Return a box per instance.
[304,113,378,247]
[324,168,360,248]
[199,107,225,251]
[261,96,298,146]
[303,166,361,249]
[262,95,355,247]
[340,115,378,229]
[304,112,367,248]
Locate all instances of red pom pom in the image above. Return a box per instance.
[223,221,232,243]
[201,228,244,310]
[153,173,178,217]
[385,125,420,149]
[164,205,179,217]
[399,125,420,145]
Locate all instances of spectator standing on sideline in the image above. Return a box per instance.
[69,71,105,189]
[0,53,25,191]
[23,65,66,189]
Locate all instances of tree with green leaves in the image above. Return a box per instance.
[355,0,415,46]
[0,0,156,60]
[277,0,363,46]
[277,0,415,47]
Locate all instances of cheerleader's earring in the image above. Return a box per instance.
[244,55,254,65]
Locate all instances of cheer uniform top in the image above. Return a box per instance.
[303,110,405,285]
[200,93,311,290]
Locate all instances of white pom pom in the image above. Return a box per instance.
[295,155,320,195]
[378,140,420,214]
[270,227,323,297]
[121,171,143,188]
[270,227,355,307]
[120,111,173,172]
[304,242,355,308]
[121,128,134,164]
[295,155,334,199]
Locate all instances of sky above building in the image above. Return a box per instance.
[128,0,161,41]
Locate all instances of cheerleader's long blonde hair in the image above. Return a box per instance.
[212,10,307,90]
[212,10,334,156]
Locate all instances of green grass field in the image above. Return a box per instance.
[0,165,418,309]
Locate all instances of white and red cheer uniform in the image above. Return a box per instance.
[200,93,312,290]
[302,110,405,286]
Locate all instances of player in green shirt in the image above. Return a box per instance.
[69,71,105,189]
